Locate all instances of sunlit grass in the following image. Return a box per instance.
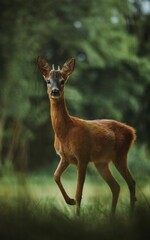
[0,167,149,239]
[1,143,150,216]
[0,167,149,215]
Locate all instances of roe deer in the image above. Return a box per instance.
[37,56,136,216]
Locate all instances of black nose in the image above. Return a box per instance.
[51,88,60,96]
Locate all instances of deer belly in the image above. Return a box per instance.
[90,143,115,163]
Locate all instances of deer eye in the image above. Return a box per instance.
[47,80,51,85]
[60,80,65,85]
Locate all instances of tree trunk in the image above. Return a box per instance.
[0,117,6,163]
[5,120,23,165]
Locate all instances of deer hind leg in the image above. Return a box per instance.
[94,162,120,215]
[75,163,87,216]
[54,158,75,205]
[113,157,136,213]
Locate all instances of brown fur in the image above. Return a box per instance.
[37,56,137,216]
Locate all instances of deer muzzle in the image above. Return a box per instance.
[51,88,60,97]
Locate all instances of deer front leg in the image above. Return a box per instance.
[75,163,87,216]
[54,159,75,205]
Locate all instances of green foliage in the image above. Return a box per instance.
[0,0,150,169]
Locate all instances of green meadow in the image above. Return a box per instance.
[0,152,149,240]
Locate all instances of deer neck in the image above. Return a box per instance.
[50,95,72,140]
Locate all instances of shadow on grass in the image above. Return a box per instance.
[0,196,150,240]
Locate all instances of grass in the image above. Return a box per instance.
[0,166,150,239]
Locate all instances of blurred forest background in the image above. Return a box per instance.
[0,1,150,238]
[0,0,150,177]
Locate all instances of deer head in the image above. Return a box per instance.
[37,56,75,99]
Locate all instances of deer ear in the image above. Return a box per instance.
[61,57,75,79]
[37,56,51,78]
